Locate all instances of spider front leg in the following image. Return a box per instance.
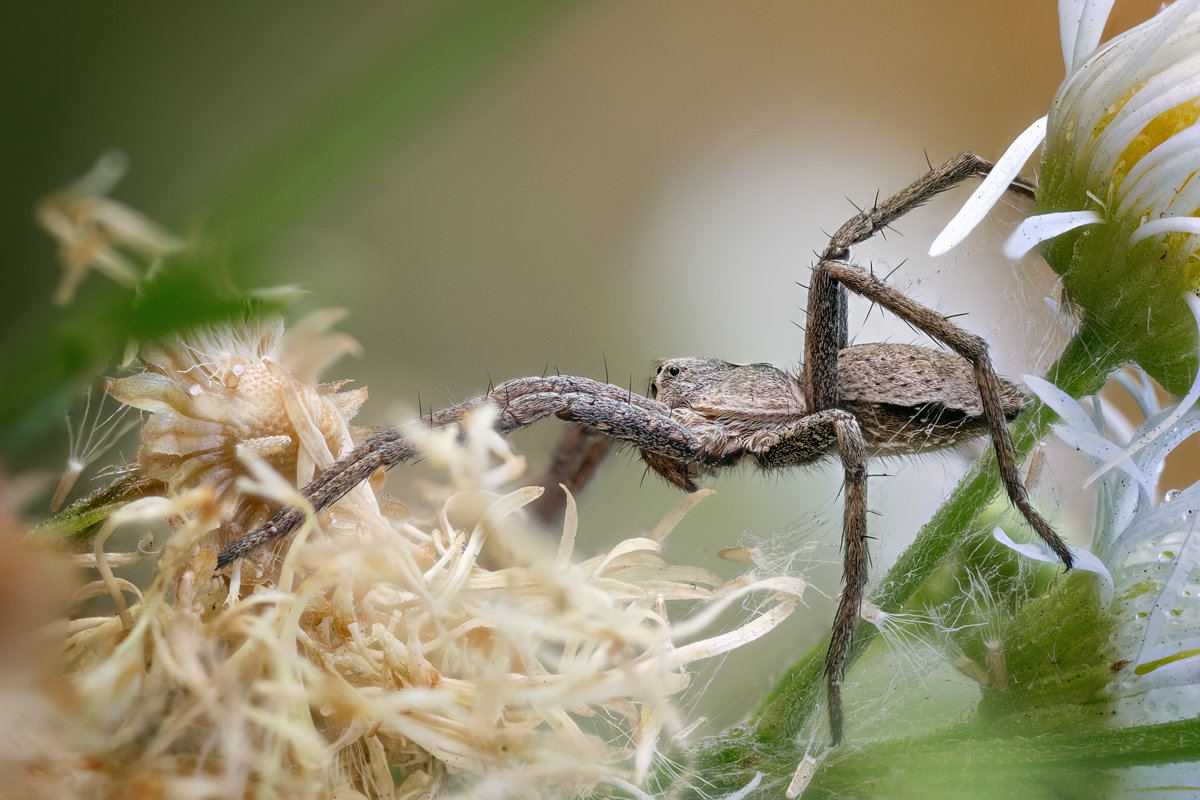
[216,376,700,568]
[805,152,1017,411]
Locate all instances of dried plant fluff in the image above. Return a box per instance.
[18,314,805,799]
[106,310,368,567]
[35,150,182,306]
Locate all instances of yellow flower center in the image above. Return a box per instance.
[1111,94,1200,196]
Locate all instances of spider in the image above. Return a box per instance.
[216,152,1073,743]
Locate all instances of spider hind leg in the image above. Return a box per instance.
[802,154,1068,744]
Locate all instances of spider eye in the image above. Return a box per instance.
[656,365,663,374]
[668,365,680,376]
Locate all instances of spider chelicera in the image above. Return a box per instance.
[217,152,1073,744]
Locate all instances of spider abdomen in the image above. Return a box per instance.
[835,342,1025,455]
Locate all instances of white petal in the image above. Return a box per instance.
[1051,421,1157,499]
[1127,409,1200,497]
[1091,70,1200,188]
[1058,0,1086,72]
[88,198,183,255]
[1084,291,1200,488]
[1130,215,1200,246]
[1135,520,1200,666]
[1111,369,1161,423]
[992,527,1114,608]
[72,150,129,196]
[929,116,1048,256]
[1107,480,1200,564]
[1117,125,1200,221]
[1022,373,1095,431]
[91,249,143,287]
[1060,0,1116,73]
[1003,209,1103,258]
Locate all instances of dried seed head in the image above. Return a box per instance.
[107,310,365,555]
[33,399,804,797]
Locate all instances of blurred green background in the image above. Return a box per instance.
[0,0,1161,731]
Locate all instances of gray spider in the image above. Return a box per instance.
[217,152,1072,744]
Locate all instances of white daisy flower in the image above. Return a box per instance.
[1001,345,1200,730]
[931,0,1200,396]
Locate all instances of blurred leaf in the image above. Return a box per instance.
[0,253,275,458]
[1,0,566,458]
[200,0,567,270]
[122,256,283,344]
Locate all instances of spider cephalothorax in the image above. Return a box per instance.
[641,347,1025,491]
[216,153,1071,744]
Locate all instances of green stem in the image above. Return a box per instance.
[803,716,1200,799]
[670,715,1200,800]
